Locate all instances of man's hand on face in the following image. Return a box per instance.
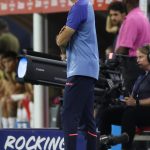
[106,16,118,33]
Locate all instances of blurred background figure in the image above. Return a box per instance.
[106,1,127,34]
[0,32,33,128]
[0,50,33,128]
[0,19,10,128]
[106,1,127,54]
[0,50,19,128]
[0,32,19,80]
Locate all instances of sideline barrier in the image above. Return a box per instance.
[0,129,86,150]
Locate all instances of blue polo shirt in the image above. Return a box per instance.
[132,71,150,101]
[66,0,99,80]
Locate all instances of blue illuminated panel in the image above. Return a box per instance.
[17,57,28,78]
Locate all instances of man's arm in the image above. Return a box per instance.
[56,26,75,61]
[56,26,75,49]
[106,16,118,34]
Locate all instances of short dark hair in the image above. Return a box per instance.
[108,1,127,14]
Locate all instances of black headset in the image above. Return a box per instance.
[146,45,150,63]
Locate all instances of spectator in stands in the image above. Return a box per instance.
[0,33,19,79]
[105,1,127,53]
[56,0,99,150]
[106,1,126,34]
[0,19,9,128]
[99,44,150,150]
[0,32,33,128]
[0,19,9,71]
[115,0,150,93]
[0,32,19,128]
[0,50,33,128]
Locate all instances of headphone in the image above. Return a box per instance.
[146,45,150,63]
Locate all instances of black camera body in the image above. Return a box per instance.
[95,55,126,107]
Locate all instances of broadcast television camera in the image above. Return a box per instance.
[94,54,130,133]
[16,50,126,93]
[95,53,127,107]
[16,50,128,108]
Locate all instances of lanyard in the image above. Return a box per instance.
[131,71,149,99]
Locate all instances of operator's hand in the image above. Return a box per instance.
[106,16,118,33]
[60,53,66,61]
[124,96,136,106]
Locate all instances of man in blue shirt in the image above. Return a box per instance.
[56,0,99,150]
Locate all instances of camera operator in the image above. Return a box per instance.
[98,44,150,150]
[115,0,150,94]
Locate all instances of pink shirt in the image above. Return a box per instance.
[115,8,150,57]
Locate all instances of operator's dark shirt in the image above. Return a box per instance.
[132,71,150,101]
